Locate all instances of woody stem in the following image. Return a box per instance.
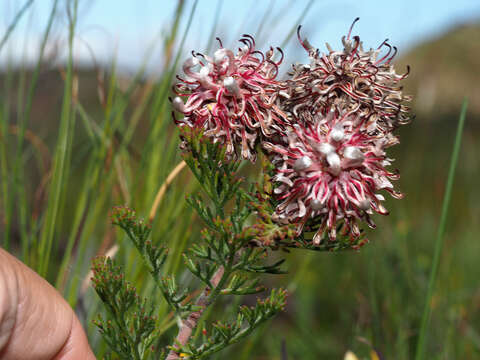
[165,266,226,359]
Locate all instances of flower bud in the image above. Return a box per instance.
[330,124,345,142]
[310,199,324,211]
[293,156,313,172]
[172,97,185,113]
[316,142,335,156]
[223,76,241,97]
[326,152,341,176]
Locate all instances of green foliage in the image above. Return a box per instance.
[159,275,202,318]
[37,0,77,277]
[179,289,287,359]
[94,130,289,359]
[92,256,161,360]
[110,206,167,279]
[181,128,242,216]
[415,99,468,360]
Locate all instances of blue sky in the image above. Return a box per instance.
[1,0,480,72]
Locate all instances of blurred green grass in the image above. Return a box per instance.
[1,1,479,359]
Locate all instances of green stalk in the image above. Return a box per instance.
[15,61,29,258]
[37,0,78,277]
[54,142,96,290]
[0,63,14,250]
[254,0,274,41]
[0,0,35,251]
[10,0,59,263]
[142,0,197,204]
[415,99,468,360]
[61,53,157,298]
[0,0,35,53]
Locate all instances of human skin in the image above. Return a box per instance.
[0,248,96,360]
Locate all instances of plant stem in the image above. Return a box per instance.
[0,0,34,52]
[149,160,187,222]
[166,265,225,360]
[37,0,76,277]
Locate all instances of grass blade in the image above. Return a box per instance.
[0,65,15,250]
[37,0,78,277]
[0,0,35,53]
[415,98,468,360]
[8,0,59,261]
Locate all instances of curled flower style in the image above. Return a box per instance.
[172,35,287,161]
[264,105,403,244]
[280,19,411,133]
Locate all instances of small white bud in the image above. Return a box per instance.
[223,76,240,97]
[326,152,341,176]
[316,142,335,156]
[325,108,336,122]
[293,156,312,172]
[199,66,210,78]
[310,199,324,211]
[343,146,365,161]
[358,199,370,211]
[172,97,185,112]
[330,124,345,142]
[214,49,226,64]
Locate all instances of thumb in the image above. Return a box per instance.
[0,248,96,360]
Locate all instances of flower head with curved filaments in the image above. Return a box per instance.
[172,35,287,161]
[264,104,403,245]
[280,19,412,134]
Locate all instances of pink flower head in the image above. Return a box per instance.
[172,35,287,161]
[264,104,403,245]
[281,19,411,133]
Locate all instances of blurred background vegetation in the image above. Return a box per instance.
[0,0,479,359]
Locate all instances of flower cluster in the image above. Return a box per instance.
[173,19,412,246]
[172,35,286,161]
[282,20,411,134]
[263,107,403,244]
